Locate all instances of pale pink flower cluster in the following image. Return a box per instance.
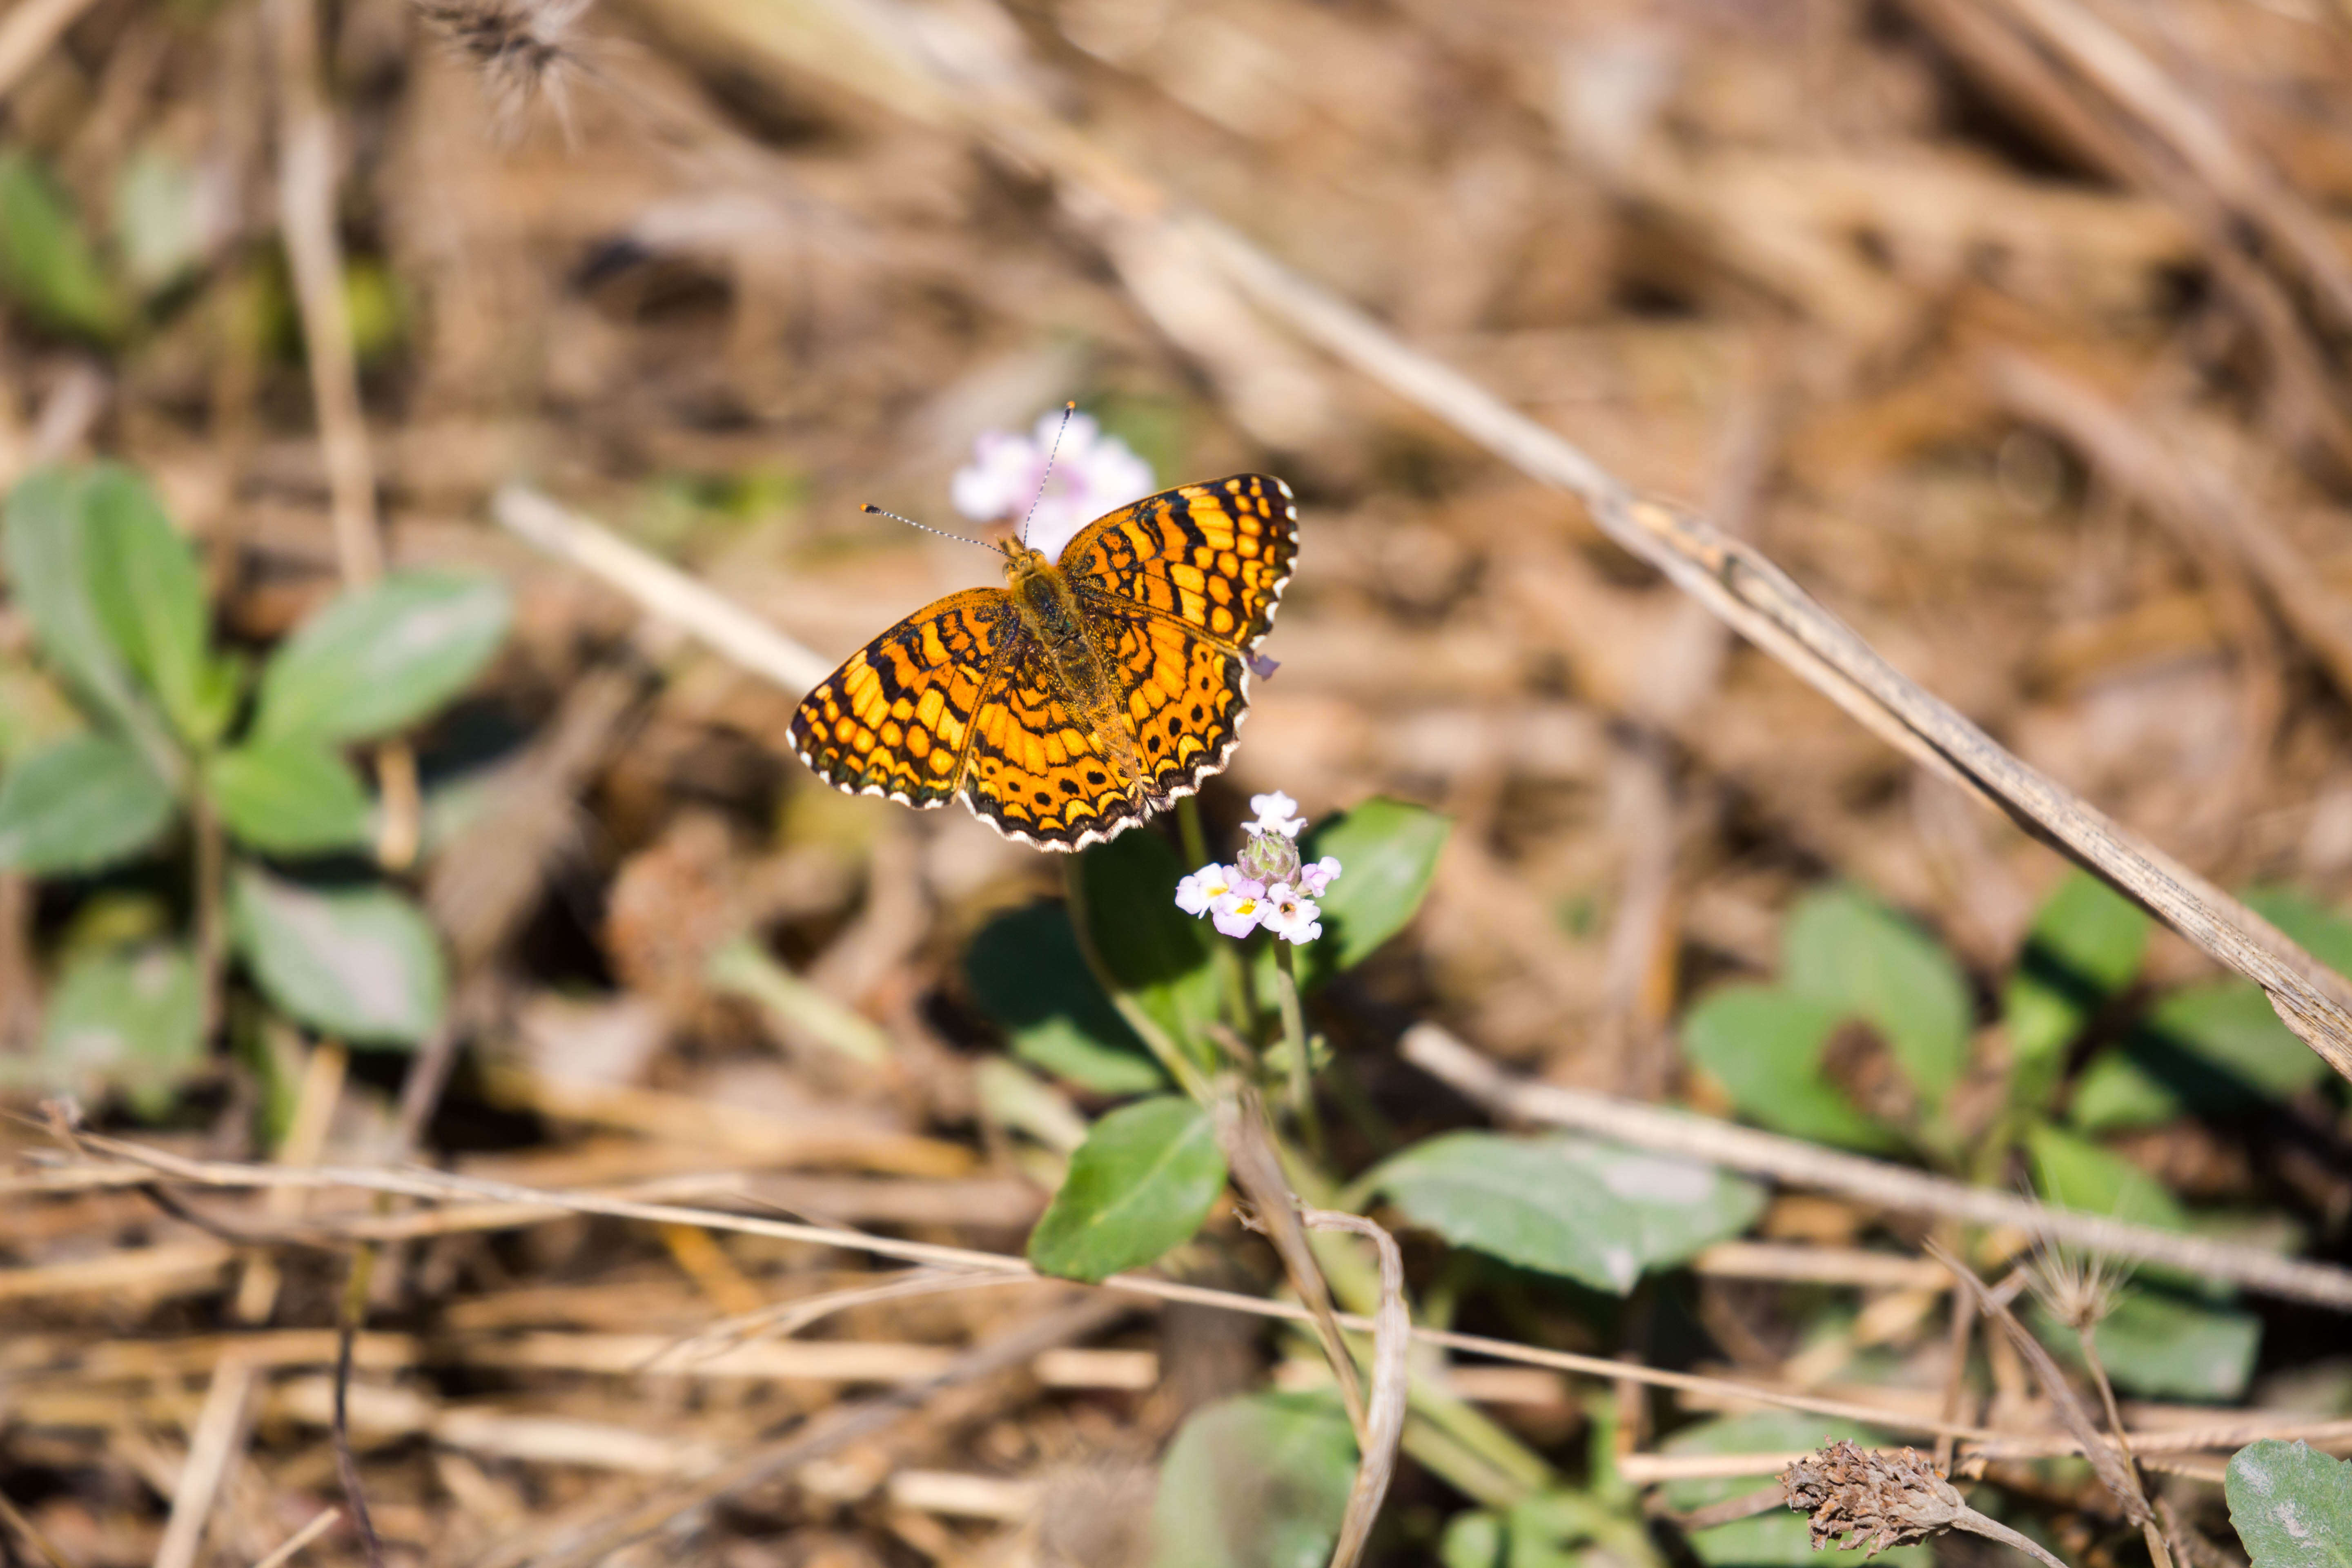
[950,408,1155,562]
[1174,792,1340,945]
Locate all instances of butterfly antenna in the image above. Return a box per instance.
[1019,400,1078,548]
[860,504,998,552]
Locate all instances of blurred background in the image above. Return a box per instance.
[7,0,2352,1561]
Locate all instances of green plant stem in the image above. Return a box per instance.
[1273,938,1323,1158]
[1176,796,1257,1040]
[1061,855,1211,1102]
[192,795,226,1038]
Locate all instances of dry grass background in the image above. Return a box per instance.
[7,0,2352,1562]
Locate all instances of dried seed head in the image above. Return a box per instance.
[2023,1229,2132,1332]
[1782,1441,1965,1554]
[412,0,590,138]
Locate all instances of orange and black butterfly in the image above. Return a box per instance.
[789,476,1298,849]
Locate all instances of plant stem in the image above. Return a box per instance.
[1061,855,1211,1102]
[1273,938,1323,1158]
[192,794,226,1039]
[1176,796,1258,1040]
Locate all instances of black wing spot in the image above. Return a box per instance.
[1034,789,1052,805]
[1147,733,1164,754]
[1086,769,1107,786]
[1059,777,1080,795]
[1189,703,1206,722]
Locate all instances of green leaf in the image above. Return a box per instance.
[2005,872,2150,1082]
[1370,1131,1764,1294]
[1662,1412,1929,1568]
[2228,1441,2352,1568]
[0,152,125,340]
[1075,829,1221,1057]
[203,740,372,855]
[252,572,511,744]
[1152,1392,1357,1568]
[966,902,1165,1095]
[35,942,204,1117]
[2025,1121,2187,1231]
[0,733,175,873]
[2245,886,2352,977]
[1783,885,1972,1107]
[1027,1095,1225,1283]
[80,466,218,743]
[114,147,210,292]
[6,467,157,736]
[1680,985,1902,1153]
[2038,1287,2260,1401]
[229,864,444,1044]
[1296,797,1450,985]
[2073,982,2328,1133]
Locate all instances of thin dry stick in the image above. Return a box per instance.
[0,0,104,100]
[150,1355,262,1568]
[1300,1209,1408,1568]
[1933,1245,2168,1568]
[1218,1091,1368,1439]
[0,1483,76,1568]
[492,485,832,691]
[501,1293,1130,1568]
[1402,1023,2352,1310]
[248,1507,342,1568]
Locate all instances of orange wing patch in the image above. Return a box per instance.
[1063,474,1297,652]
[962,652,1147,848]
[788,590,1013,807]
[1092,606,1252,799]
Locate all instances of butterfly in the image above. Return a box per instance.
[790,475,1298,850]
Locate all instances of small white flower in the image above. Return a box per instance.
[1246,791,1306,839]
[1175,862,1237,918]
[950,408,1155,563]
[1211,878,1270,939]
[1261,882,1323,944]
[1296,856,1341,898]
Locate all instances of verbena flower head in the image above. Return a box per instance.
[1175,792,1341,942]
[951,409,1155,562]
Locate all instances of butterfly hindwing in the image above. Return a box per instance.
[961,642,1151,849]
[788,589,1014,807]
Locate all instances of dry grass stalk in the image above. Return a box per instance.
[1403,1024,2352,1310]
[1295,1207,1408,1568]
[1782,1440,2069,1568]
[0,0,104,101]
[247,1506,343,1568]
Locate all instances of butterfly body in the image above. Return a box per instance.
[791,474,1297,850]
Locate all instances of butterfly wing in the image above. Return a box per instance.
[961,643,1153,850]
[789,589,1016,807]
[1060,474,1298,653]
[1058,474,1298,806]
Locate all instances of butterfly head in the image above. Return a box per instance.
[998,538,1055,586]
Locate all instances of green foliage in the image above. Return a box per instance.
[1781,884,1972,1109]
[229,864,445,1045]
[1073,826,1224,1055]
[1151,1392,1356,1568]
[1679,986,1901,1152]
[2025,1121,2187,1232]
[2004,872,2149,1098]
[0,733,174,873]
[6,467,170,738]
[114,148,209,292]
[0,152,125,340]
[2074,982,2329,1131]
[1440,1491,1639,1568]
[965,902,1165,1095]
[34,943,204,1115]
[2040,1287,2261,1401]
[1370,1131,1764,1294]
[1292,797,1450,984]
[2227,1441,2352,1568]
[1027,1095,1225,1282]
[253,571,512,744]
[203,741,374,855]
[2246,886,2352,975]
[1660,1413,1927,1568]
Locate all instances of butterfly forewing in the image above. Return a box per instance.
[788,589,1015,807]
